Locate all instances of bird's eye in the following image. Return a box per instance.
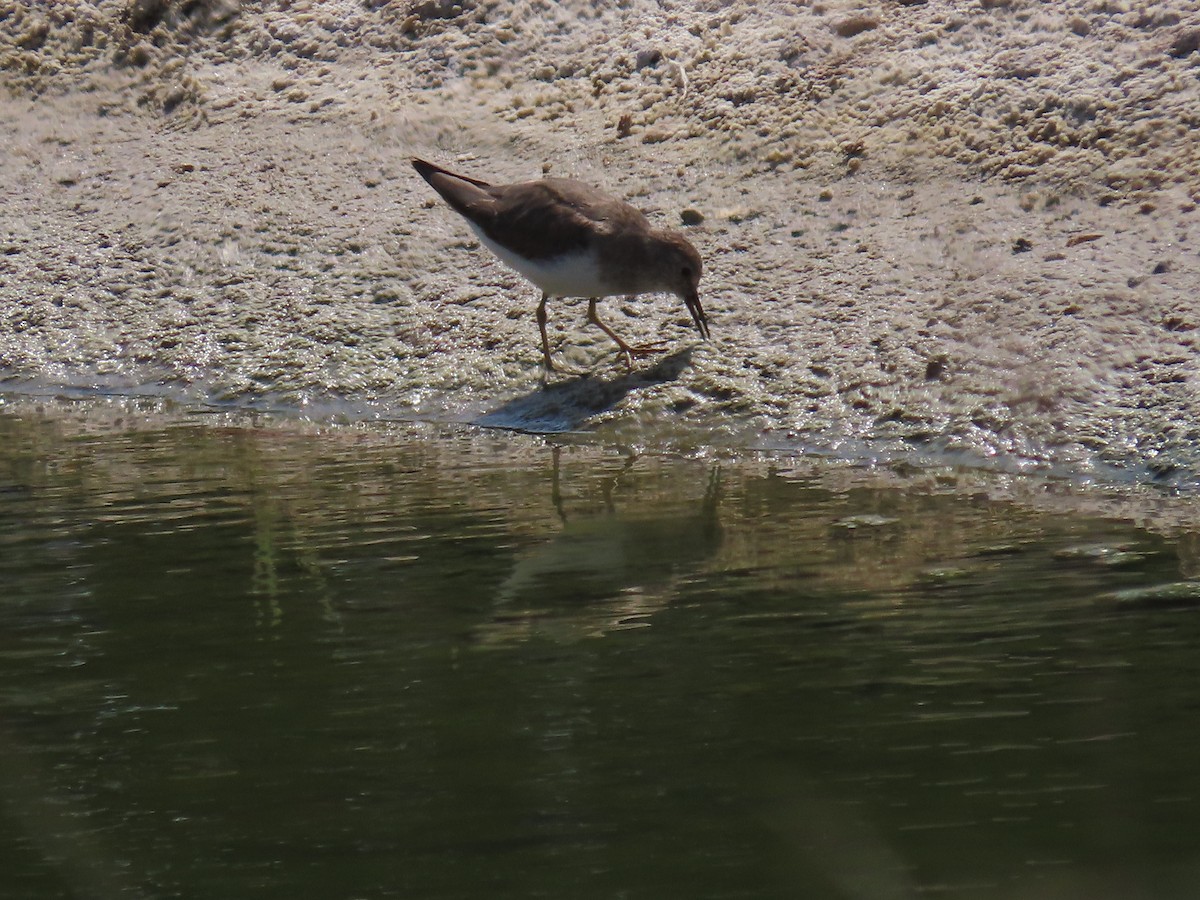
[681,266,692,279]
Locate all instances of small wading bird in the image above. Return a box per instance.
[411,157,708,372]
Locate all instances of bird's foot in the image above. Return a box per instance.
[540,360,592,380]
[614,341,671,370]
[627,341,671,357]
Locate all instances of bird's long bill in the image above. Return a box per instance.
[685,291,710,340]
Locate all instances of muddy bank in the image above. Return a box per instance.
[1,0,1198,483]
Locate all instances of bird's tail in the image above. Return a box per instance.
[411,157,492,189]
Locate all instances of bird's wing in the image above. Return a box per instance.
[482,181,604,259]
[541,178,653,231]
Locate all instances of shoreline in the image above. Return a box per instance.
[4,391,1199,545]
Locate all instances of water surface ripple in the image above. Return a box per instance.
[2,401,1199,899]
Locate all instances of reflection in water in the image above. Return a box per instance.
[483,450,723,642]
[2,399,1200,899]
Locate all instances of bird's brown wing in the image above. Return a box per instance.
[413,158,654,262]
[485,179,652,261]
[472,181,585,260]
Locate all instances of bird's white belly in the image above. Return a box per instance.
[471,224,608,298]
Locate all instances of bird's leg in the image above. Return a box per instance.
[586,299,634,368]
[536,293,555,372]
[537,294,589,378]
[586,299,666,369]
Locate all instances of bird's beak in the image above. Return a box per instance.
[684,291,710,341]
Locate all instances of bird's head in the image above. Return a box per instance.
[659,231,703,299]
[659,232,708,340]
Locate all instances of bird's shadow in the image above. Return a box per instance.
[473,348,694,434]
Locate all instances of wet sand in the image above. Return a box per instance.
[2,0,1199,483]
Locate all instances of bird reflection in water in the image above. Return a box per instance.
[477,449,724,644]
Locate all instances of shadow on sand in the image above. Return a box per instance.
[473,348,694,434]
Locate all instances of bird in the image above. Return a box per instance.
[411,157,708,372]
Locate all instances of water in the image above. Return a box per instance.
[2,398,1200,899]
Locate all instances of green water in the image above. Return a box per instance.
[2,400,1200,899]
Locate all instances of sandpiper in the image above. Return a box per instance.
[411,157,708,372]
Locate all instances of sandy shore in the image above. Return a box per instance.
[2,0,1199,483]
